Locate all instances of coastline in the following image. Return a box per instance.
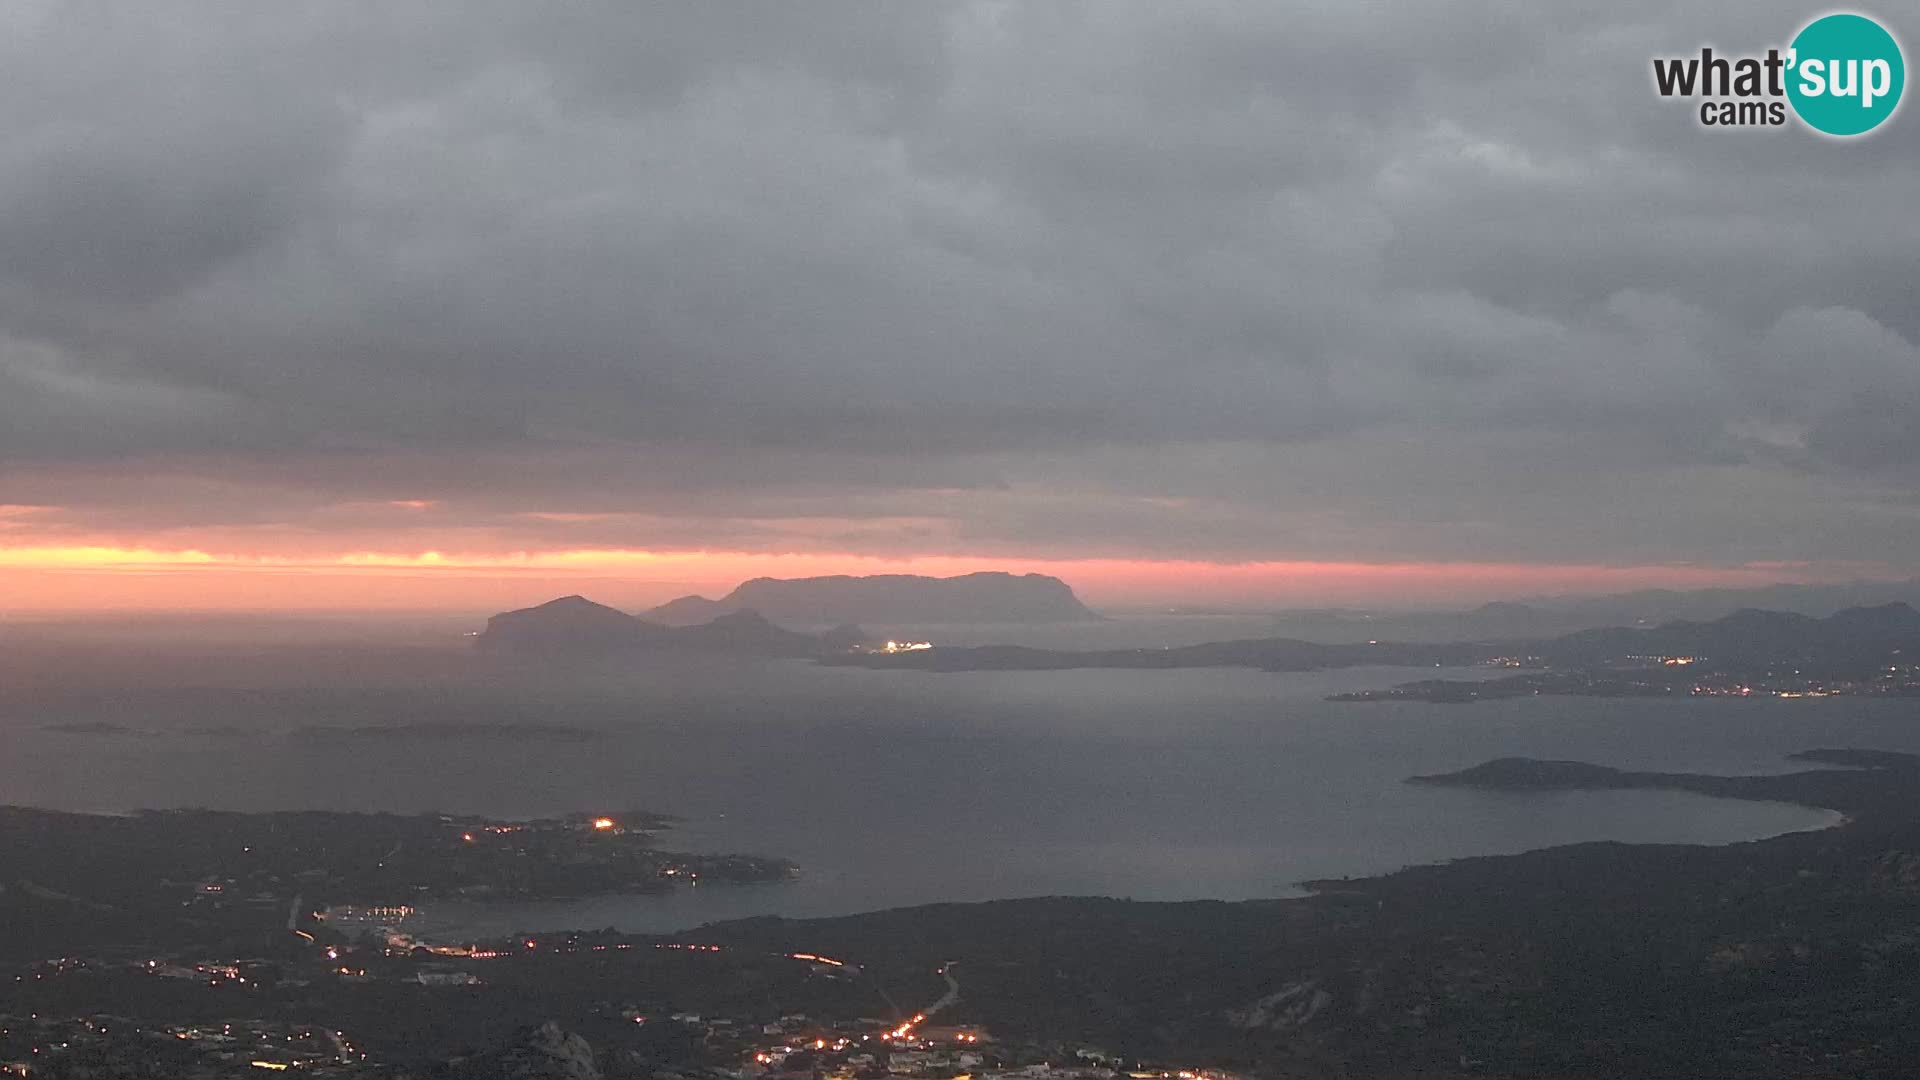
[409,780,1845,938]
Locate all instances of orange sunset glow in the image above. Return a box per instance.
[5,5,1920,1071]
[0,540,1878,614]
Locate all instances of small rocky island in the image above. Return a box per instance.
[1407,747,1919,819]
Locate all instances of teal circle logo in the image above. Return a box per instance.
[1787,13,1905,136]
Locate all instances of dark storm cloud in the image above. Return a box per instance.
[0,1,1916,566]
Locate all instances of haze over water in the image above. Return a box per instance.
[0,617,1887,934]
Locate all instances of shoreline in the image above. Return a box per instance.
[409,780,1844,938]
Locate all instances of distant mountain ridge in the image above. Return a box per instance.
[1249,578,1920,645]
[643,571,1101,626]
[475,595,1920,673]
[1538,600,1920,666]
[827,601,1920,673]
[1519,577,1920,624]
[474,595,860,658]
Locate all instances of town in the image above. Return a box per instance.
[1329,656,1920,704]
[0,805,1240,1078]
[1,934,1239,1080]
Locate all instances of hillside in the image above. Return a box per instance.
[1538,601,1920,666]
[831,602,1920,678]
[692,750,1920,1078]
[644,572,1101,626]
[475,596,858,658]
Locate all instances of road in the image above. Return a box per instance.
[887,962,963,1040]
[926,962,961,1016]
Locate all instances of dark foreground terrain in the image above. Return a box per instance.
[0,806,793,965]
[696,748,1920,1079]
[2,752,1917,1078]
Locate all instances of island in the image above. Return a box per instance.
[475,595,866,658]
[644,571,1103,627]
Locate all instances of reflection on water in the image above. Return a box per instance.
[412,790,1841,936]
[0,644,1885,934]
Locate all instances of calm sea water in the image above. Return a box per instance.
[1,632,1902,934]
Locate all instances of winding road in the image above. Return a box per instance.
[925,962,961,1016]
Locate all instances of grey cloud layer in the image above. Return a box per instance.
[0,1,1915,565]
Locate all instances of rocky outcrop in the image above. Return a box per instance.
[1228,981,1333,1032]
[449,1021,601,1080]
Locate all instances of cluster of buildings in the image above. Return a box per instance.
[7,942,1248,1080]
[145,958,280,989]
[862,640,934,654]
[0,1014,367,1077]
[718,1013,996,1080]
[662,1011,1236,1080]
[1684,662,1920,698]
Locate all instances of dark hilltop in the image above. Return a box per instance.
[474,595,864,658]
[829,600,1920,694]
[643,571,1102,627]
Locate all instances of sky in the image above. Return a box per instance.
[2,1,1918,612]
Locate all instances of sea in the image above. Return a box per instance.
[0,614,1906,936]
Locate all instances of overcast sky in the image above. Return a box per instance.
[1,1,1917,609]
